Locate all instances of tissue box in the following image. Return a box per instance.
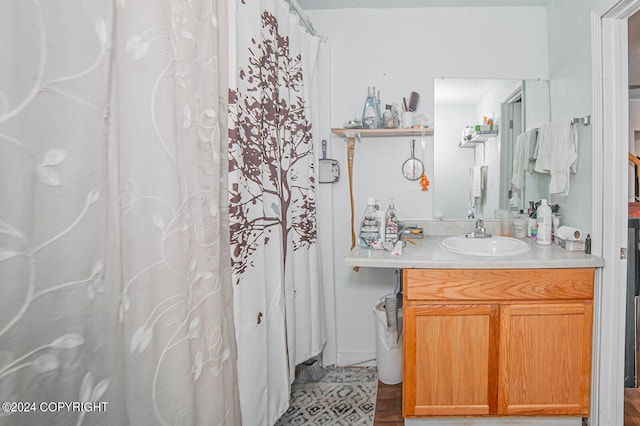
[556,236,585,252]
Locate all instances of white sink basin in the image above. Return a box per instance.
[440,235,530,257]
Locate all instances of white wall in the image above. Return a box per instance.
[434,106,476,219]
[523,79,551,131]
[522,79,552,210]
[307,7,549,364]
[545,0,593,233]
[315,42,338,366]
[593,0,619,16]
[548,0,592,121]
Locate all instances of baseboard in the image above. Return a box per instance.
[336,351,376,367]
[405,417,583,426]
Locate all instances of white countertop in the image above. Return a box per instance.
[344,235,605,269]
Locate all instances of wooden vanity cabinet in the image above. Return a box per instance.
[402,268,594,418]
[403,303,500,416]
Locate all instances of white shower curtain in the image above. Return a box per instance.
[0,1,239,425]
[228,0,325,424]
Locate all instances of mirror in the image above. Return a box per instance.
[433,78,550,220]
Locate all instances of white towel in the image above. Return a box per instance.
[511,130,537,190]
[511,133,527,190]
[533,123,554,173]
[534,120,577,195]
[469,166,484,208]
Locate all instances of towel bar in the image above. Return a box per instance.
[570,115,591,125]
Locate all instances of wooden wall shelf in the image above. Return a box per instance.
[331,127,434,138]
[332,126,434,251]
[458,131,498,148]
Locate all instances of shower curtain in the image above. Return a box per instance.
[0,1,239,425]
[228,0,325,424]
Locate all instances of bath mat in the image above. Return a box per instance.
[275,366,378,426]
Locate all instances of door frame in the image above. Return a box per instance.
[499,88,523,211]
[592,1,640,424]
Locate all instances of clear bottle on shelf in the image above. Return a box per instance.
[382,104,392,128]
[359,197,380,248]
[362,86,381,129]
[385,200,399,244]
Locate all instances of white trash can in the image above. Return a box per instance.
[373,296,402,384]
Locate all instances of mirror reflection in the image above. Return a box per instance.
[433,78,550,220]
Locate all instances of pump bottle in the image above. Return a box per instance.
[536,199,552,245]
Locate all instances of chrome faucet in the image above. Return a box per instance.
[466,219,492,238]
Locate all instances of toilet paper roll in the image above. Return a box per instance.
[556,226,582,241]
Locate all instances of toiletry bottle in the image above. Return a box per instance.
[552,215,560,241]
[362,86,381,129]
[382,104,392,128]
[359,197,380,248]
[390,103,400,128]
[527,217,537,238]
[585,234,591,254]
[536,199,552,245]
[375,199,385,243]
[385,200,399,243]
[510,195,520,214]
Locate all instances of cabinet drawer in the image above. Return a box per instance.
[404,268,594,302]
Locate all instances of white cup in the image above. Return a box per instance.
[401,111,413,128]
[513,218,527,238]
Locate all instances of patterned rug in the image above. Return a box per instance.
[275,366,378,426]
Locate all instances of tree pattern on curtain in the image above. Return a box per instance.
[228,10,317,282]
[227,2,324,423]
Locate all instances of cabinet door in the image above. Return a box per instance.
[403,304,499,417]
[498,303,592,416]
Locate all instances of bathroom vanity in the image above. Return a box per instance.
[345,226,605,425]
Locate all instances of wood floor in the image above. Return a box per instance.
[377,382,640,425]
[374,382,403,426]
[627,386,640,425]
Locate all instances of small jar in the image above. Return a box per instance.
[513,218,527,238]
